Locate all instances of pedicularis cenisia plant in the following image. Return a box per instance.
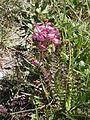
[31,21,61,66]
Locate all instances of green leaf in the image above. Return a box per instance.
[87,0,90,10]
[66,96,71,111]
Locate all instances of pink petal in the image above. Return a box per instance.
[45,22,52,27]
[32,60,43,66]
[48,33,55,40]
[37,34,45,42]
[41,31,48,39]
[35,23,45,32]
[52,36,61,46]
[33,33,39,40]
[53,39,59,46]
[46,26,53,32]
[53,27,59,34]
[39,43,47,50]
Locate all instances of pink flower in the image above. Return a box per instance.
[53,27,59,34]
[32,60,43,66]
[48,33,55,40]
[40,29,48,38]
[37,33,45,42]
[33,33,39,40]
[35,23,45,32]
[52,38,59,46]
[52,36,61,46]
[45,22,52,27]
[38,43,47,50]
[33,22,61,48]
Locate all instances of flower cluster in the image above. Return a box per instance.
[33,22,61,50]
[32,22,61,66]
